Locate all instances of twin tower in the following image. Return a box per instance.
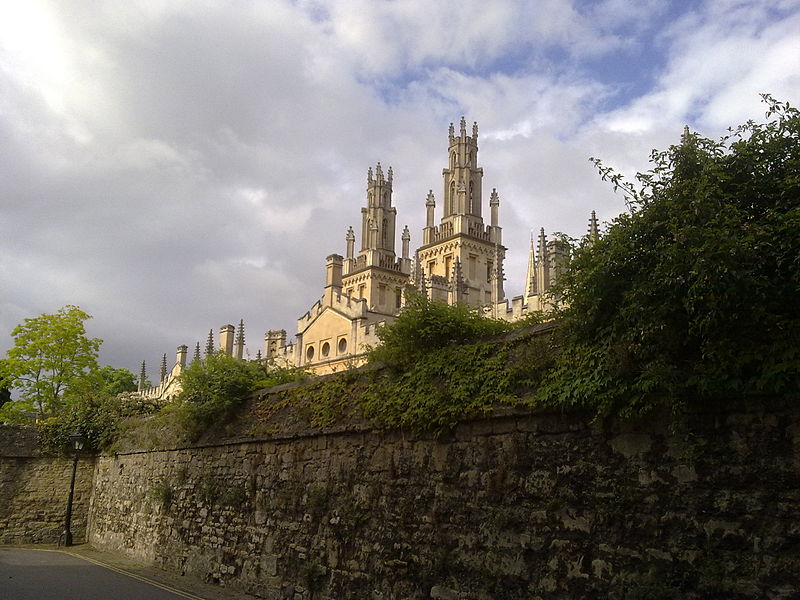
[337,117,506,317]
[262,116,582,374]
[137,116,583,396]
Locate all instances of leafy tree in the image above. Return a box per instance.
[1,306,102,420]
[62,365,138,403]
[540,95,800,415]
[369,287,512,370]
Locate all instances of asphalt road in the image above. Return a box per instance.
[0,548,203,600]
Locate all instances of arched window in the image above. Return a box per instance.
[449,180,456,214]
[469,181,474,213]
[382,218,388,247]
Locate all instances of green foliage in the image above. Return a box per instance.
[362,338,516,433]
[1,305,102,420]
[37,391,160,455]
[542,95,800,415]
[174,352,305,440]
[150,479,174,511]
[369,288,512,370]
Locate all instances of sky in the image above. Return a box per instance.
[1,0,798,379]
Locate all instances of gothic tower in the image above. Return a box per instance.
[341,163,411,315]
[417,118,505,308]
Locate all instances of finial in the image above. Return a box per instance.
[460,116,467,136]
[402,225,410,241]
[490,188,499,206]
[587,210,599,245]
[256,349,262,361]
[448,122,455,143]
[193,342,201,362]
[375,162,383,180]
[473,121,478,140]
[425,190,435,206]
[138,360,146,392]
[387,166,393,182]
[205,329,214,355]
[367,166,373,183]
[236,319,245,345]
[346,225,355,241]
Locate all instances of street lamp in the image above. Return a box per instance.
[61,430,86,547]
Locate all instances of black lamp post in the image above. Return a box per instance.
[62,430,86,547]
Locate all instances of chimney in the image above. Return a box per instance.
[324,254,343,304]
[176,345,188,370]
[220,324,235,356]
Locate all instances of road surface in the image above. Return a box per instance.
[0,548,203,600]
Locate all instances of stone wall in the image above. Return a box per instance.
[88,400,800,599]
[0,426,94,545]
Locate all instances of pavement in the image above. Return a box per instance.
[0,545,259,600]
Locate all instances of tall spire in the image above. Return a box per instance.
[587,210,599,246]
[235,319,245,359]
[138,360,146,393]
[536,227,550,300]
[205,329,214,355]
[160,353,167,382]
[491,242,505,315]
[524,231,537,298]
[193,342,201,363]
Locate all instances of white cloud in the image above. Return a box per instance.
[1,0,798,375]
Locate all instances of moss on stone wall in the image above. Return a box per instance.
[90,400,800,599]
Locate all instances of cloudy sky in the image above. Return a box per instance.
[1,0,798,378]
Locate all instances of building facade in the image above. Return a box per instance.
[136,117,597,396]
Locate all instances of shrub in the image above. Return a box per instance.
[539,95,800,416]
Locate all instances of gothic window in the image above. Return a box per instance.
[469,181,474,213]
[450,151,455,170]
[382,218,388,247]
[449,180,455,214]
[395,287,402,309]
[487,260,493,283]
